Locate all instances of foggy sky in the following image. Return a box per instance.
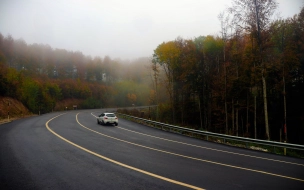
[0,0,303,60]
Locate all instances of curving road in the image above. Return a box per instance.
[1,109,304,189]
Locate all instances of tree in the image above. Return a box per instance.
[229,0,278,140]
[218,11,230,134]
[151,57,160,120]
[127,93,137,105]
[152,41,180,123]
[194,36,207,130]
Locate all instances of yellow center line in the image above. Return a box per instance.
[91,112,304,167]
[46,113,204,190]
[88,112,304,182]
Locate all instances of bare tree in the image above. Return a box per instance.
[218,11,230,134]
[229,0,278,140]
[151,57,160,121]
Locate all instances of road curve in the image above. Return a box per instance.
[1,109,304,189]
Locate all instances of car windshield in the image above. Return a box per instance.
[106,114,115,117]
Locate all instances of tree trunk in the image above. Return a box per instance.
[232,99,235,135]
[254,94,257,139]
[181,93,184,125]
[225,96,228,134]
[246,89,249,134]
[225,64,228,134]
[236,100,239,136]
[262,70,270,140]
[255,0,270,140]
[198,95,203,129]
[203,79,208,130]
[219,12,228,135]
[172,73,175,124]
[236,63,239,136]
[152,61,159,121]
[283,69,287,142]
[208,91,212,131]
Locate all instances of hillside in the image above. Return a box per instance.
[0,96,33,123]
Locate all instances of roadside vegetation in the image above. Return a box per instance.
[0,39,155,114]
[150,2,304,145]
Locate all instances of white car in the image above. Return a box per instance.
[97,113,118,126]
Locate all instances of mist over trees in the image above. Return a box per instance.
[0,34,157,114]
[152,4,304,144]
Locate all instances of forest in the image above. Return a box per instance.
[151,2,304,144]
[0,34,156,114]
[0,0,303,144]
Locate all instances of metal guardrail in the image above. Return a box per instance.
[117,113,304,154]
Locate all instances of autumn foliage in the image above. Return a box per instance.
[152,6,304,144]
[0,34,153,114]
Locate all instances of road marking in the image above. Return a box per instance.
[91,112,304,167]
[88,112,304,182]
[46,114,204,190]
[118,127,304,166]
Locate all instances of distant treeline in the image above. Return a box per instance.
[0,33,154,113]
[151,3,304,144]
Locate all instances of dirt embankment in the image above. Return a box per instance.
[0,96,33,123]
[0,97,86,124]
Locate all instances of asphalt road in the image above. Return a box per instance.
[1,109,304,190]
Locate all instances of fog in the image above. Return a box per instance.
[0,0,302,60]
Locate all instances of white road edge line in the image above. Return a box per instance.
[87,112,304,182]
[90,112,304,167]
[46,113,205,190]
